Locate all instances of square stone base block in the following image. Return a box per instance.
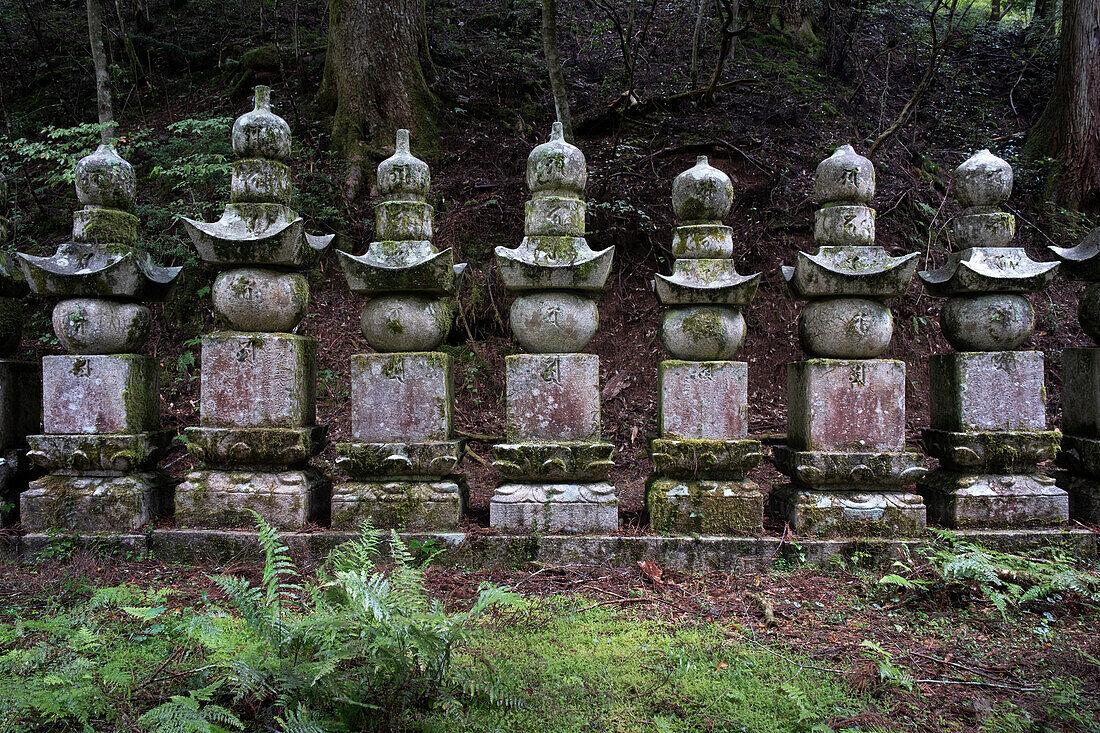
[918,470,1068,528]
[175,469,330,529]
[490,482,618,534]
[1053,470,1100,524]
[770,485,926,538]
[646,477,763,534]
[21,472,169,532]
[331,480,466,530]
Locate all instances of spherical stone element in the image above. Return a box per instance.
[510,291,599,353]
[361,294,451,352]
[232,85,292,161]
[0,296,22,356]
[940,294,1034,351]
[527,122,587,195]
[815,144,874,204]
[53,298,150,354]
[954,149,1012,208]
[672,156,733,222]
[377,129,430,202]
[213,268,309,332]
[660,306,745,360]
[75,144,136,211]
[1079,283,1100,344]
[799,297,892,358]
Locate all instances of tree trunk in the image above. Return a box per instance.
[1033,0,1059,26]
[1027,0,1100,211]
[690,0,709,88]
[541,0,573,142]
[319,0,437,161]
[86,0,114,143]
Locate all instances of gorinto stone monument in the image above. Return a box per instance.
[18,144,179,530]
[490,122,617,532]
[645,156,764,533]
[176,86,334,528]
[771,145,926,536]
[334,129,468,528]
[918,150,1067,526]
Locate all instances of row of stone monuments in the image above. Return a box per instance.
[1,86,1098,538]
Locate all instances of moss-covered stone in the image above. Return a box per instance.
[649,438,761,479]
[646,477,764,534]
[175,469,330,529]
[20,472,168,532]
[330,479,465,530]
[770,484,926,538]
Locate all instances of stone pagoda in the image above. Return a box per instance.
[18,145,179,530]
[918,150,1066,526]
[0,172,40,526]
[646,156,764,533]
[334,130,467,529]
[1046,227,1100,520]
[772,145,925,536]
[490,122,617,532]
[176,86,333,528]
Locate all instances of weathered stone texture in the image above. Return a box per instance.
[787,359,906,452]
[505,354,601,442]
[20,472,169,531]
[646,478,764,534]
[658,360,748,440]
[175,469,330,529]
[490,482,618,533]
[930,351,1046,432]
[1055,471,1100,525]
[331,480,465,530]
[918,470,1068,528]
[200,332,316,429]
[770,484,926,538]
[184,426,326,468]
[350,353,452,441]
[1062,347,1100,438]
[43,354,159,434]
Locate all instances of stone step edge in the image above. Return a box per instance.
[2,528,1094,571]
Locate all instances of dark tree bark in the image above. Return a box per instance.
[541,0,573,142]
[319,0,437,161]
[1028,0,1100,212]
[87,0,114,143]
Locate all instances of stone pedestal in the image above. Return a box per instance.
[0,360,40,526]
[646,360,763,533]
[773,359,926,536]
[490,354,617,533]
[176,332,328,528]
[333,353,465,529]
[1056,348,1100,520]
[919,351,1067,527]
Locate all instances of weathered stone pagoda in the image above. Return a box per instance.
[772,145,925,536]
[334,130,467,529]
[918,150,1066,526]
[18,145,179,530]
[490,122,617,532]
[646,156,764,533]
[0,172,40,526]
[1048,227,1100,521]
[176,86,333,528]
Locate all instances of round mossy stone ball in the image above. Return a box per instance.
[798,297,892,358]
[510,291,599,353]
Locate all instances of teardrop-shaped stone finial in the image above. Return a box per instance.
[527,122,587,195]
[815,144,874,205]
[550,121,564,141]
[377,129,430,201]
[671,155,733,222]
[954,149,1013,209]
[75,143,136,211]
[232,85,292,161]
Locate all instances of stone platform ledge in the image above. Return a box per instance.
[2,528,1094,572]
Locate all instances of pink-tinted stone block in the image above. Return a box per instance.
[930,351,1045,432]
[350,353,452,442]
[43,355,158,434]
[505,354,600,442]
[787,359,906,452]
[659,360,748,440]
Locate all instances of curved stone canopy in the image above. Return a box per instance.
[783,246,919,298]
[919,246,1058,296]
[183,203,333,268]
[0,251,29,298]
[338,246,466,295]
[495,237,614,291]
[18,241,180,301]
[1050,226,1100,282]
[655,259,760,306]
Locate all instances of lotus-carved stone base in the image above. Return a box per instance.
[771,447,926,487]
[649,439,762,479]
[21,472,170,531]
[489,482,618,533]
[185,426,326,468]
[918,470,1067,528]
[922,428,1060,473]
[336,440,463,478]
[175,468,330,529]
[646,477,763,534]
[770,485,926,537]
[28,431,173,473]
[492,442,613,481]
[331,480,465,530]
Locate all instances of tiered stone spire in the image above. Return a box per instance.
[176,86,334,528]
[918,150,1066,526]
[0,172,39,527]
[1050,226,1100,521]
[334,130,467,528]
[772,145,926,536]
[18,144,179,530]
[490,122,617,532]
[646,156,764,532]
